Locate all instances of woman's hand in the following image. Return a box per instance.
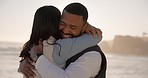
[83,22,102,37]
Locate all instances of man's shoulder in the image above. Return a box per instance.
[66,45,107,78]
[83,45,102,52]
[72,45,101,59]
[65,45,103,67]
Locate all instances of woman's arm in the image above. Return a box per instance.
[53,34,102,65]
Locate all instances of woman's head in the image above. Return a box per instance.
[30,6,61,45]
[20,6,61,58]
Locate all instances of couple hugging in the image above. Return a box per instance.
[18,2,107,78]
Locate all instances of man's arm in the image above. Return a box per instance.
[35,51,102,78]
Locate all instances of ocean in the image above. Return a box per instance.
[0,51,148,78]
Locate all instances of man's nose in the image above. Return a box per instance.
[62,26,70,33]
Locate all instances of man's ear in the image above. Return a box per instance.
[82,22,88,33]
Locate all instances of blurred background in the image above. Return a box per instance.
[0,0,148,78]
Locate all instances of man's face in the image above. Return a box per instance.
[59,11,86,38]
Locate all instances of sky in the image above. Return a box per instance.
[0,0,148,42]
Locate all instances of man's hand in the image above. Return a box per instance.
[18,58,36,78]
[84,22,102,37]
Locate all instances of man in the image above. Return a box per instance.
[19,3,107,78]
[35,3,107,78]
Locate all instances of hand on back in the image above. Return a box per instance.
[83,22,102,37]
[19,58,36,78]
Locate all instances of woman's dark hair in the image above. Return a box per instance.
[19,6,61,59]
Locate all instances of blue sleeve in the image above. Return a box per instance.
[53,34,102,65]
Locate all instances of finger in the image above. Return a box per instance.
[96,28,102,37]
[27,67,36,77]
[24,73,29,78]
[25,72,34,78]
[23,67,34,78]
[28,58,33,63]
[25,61,36,77]
[28,63,36,70]
[26,58,35,70]
[20,59,35,78]
[24,66,35,77]
[90,27,97,37]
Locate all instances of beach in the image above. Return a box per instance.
[0,51,148,78]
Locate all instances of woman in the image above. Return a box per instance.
[19,5,102,78]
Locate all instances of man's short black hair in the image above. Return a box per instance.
[63,3,88,22]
